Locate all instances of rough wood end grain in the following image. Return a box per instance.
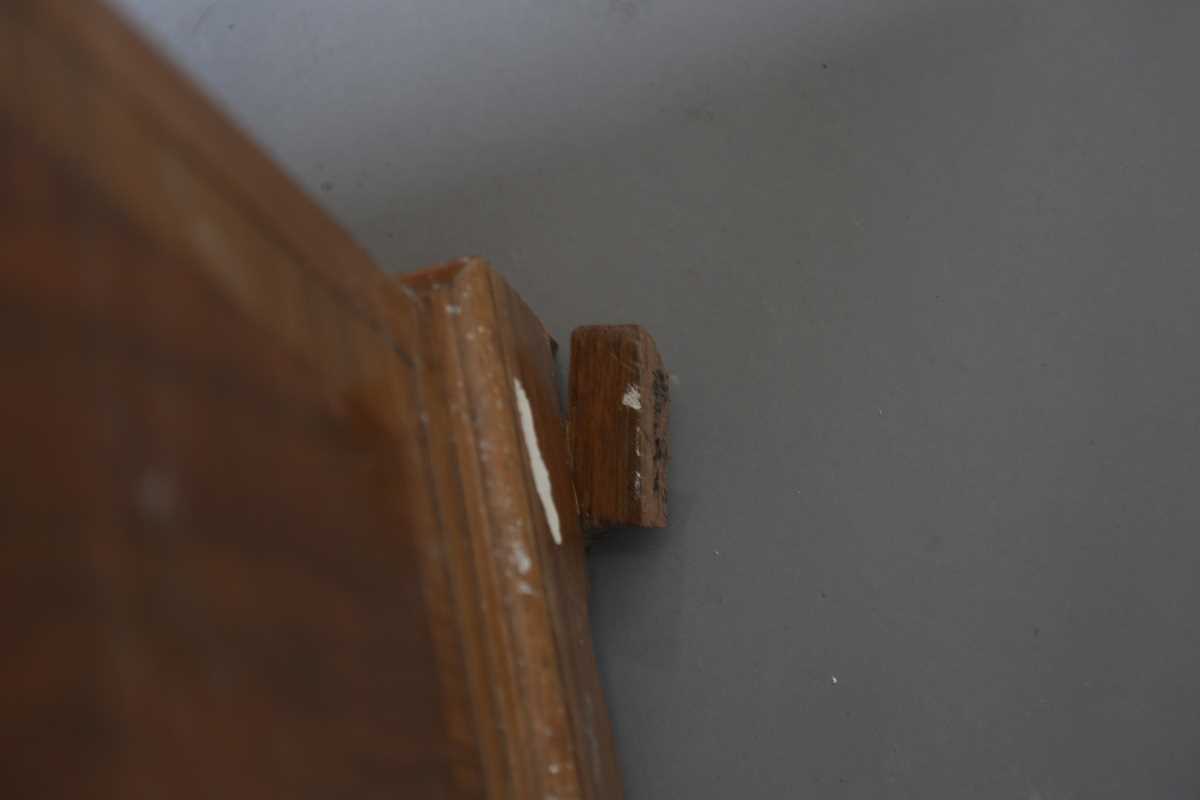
[569,325,670,531]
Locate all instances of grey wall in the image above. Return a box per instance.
[113,1,1200,797]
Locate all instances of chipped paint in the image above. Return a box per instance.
[511,541,532,575]
[513,378,562,545]
[621,383,642,410]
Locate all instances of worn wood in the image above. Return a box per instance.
[569,326,670,530]
[1,2,621,798]
[399,261,623,800]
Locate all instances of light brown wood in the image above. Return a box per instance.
[1,2,622,798]
[569,326,670,530]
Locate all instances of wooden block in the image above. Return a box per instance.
[569,325,670,530]
[0,7,452,795]
[1,3,624,798]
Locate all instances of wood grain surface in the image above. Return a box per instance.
[569,326,670,530]
[1,2,620,798]
[400,261,623,800]
[0,3,452,794]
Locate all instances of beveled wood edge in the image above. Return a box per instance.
[398,260,622,799]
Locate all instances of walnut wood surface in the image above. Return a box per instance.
[1,3,620,798]
[569,326,670,530]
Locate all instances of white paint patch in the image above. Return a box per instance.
[513,378,562,546]
[511,542,532,575]
[621,384,642,410]
[444,303,462,315]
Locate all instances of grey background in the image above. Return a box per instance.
[113,1,1200,797]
